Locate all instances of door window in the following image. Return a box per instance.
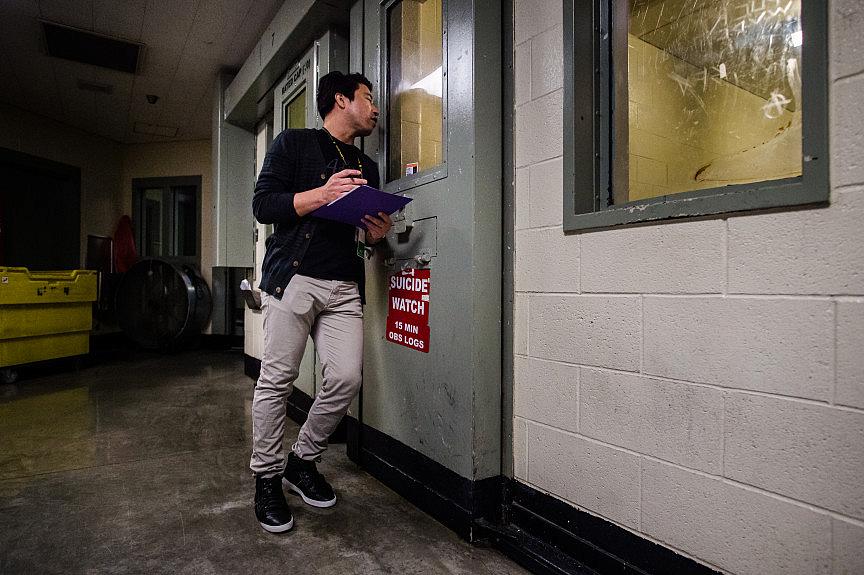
[386,0,444,183]
[133,177,201,265]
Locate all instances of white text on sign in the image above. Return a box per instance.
[389,275,430,293]
[386,268,431,353]
[390,297,426,315]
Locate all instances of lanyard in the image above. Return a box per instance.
[325,129,363,177]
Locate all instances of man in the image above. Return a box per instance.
[250,71,391,533]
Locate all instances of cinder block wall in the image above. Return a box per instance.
[511,2,864,574]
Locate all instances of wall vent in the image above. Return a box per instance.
[42,21,145,75]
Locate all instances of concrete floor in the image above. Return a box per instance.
[0,348,530,575]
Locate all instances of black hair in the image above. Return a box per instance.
[316,71,373,120]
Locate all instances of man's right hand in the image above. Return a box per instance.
[319,169,366,204]
[294,169,367,217]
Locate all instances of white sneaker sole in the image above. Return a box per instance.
[283,478,337,508]
[259,516,294,533]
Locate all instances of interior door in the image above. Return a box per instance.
[358,0,502,483]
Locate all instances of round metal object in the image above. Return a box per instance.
[115,259,211,350]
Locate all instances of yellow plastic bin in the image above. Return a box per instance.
[0,267,97,382]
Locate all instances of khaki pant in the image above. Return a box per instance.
[250,274,363,477]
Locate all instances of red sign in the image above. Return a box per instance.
[386,268,430,353]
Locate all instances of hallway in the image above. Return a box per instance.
[0,349,529,575]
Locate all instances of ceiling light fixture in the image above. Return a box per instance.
[42,20,145,75]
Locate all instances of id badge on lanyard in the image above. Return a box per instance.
[355,227,367,259]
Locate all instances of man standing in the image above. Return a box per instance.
[250,71,391,533]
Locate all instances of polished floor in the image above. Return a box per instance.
[0,348,530,575]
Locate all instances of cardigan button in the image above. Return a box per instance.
[275,286,281,294]
[305,233,311,239]
[292,260,299,267]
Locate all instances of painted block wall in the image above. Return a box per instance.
[512,1,864,574]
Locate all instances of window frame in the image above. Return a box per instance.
[562,0,829,232]
[132,175,201,267]
[379,0,449,193]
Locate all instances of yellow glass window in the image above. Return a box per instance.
[285,87,307,130]
[387,0,444,183]
[621,0,803,203]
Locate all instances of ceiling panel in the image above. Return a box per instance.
[0,0,284,143]
[38,0,93,30]
[3,0,39,19]
[129,88,169,121]
[223,0,281,68]
[138,1,199,85]
[188,0,252,50]
[52,59,98,125]
[0,5,42,53]
[136,46,181,87]
[0,2,38,110]
[139,0,200,54]
[93,0,146,41]
[94,73,133,142]
[0,33,26,110]
[0,54,33,116]
[5,53,63,119]
[91,66,134,139]
[188,84,215,139]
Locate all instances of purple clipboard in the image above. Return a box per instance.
[310,185,412,228]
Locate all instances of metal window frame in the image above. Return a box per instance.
[380,0,449,193]
[562,0,829,232]
[132,175,202,267]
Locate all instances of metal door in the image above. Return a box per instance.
[357,0,502,483]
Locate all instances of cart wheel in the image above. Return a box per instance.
[0,368,18,385]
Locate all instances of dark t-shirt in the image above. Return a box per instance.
[296,129,380,283]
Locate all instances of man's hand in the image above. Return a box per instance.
[319,169,366,204]
[363,212,393,244]
[295,169,367,217]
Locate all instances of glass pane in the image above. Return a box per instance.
[173,185,197,257]
[620,0,803,203]
[285,87,307,130]
[143,188,163,256]
[387,0,444,183]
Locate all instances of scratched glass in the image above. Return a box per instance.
[386,0,444,183]
[618,0,803,203]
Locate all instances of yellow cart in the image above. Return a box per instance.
[0,267,97,383]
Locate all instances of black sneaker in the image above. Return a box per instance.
[283,452,337,508]
[254,474,294,533]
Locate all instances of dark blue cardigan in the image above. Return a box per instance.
[253,128,379,302]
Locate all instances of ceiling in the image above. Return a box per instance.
[0,0,283,144]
